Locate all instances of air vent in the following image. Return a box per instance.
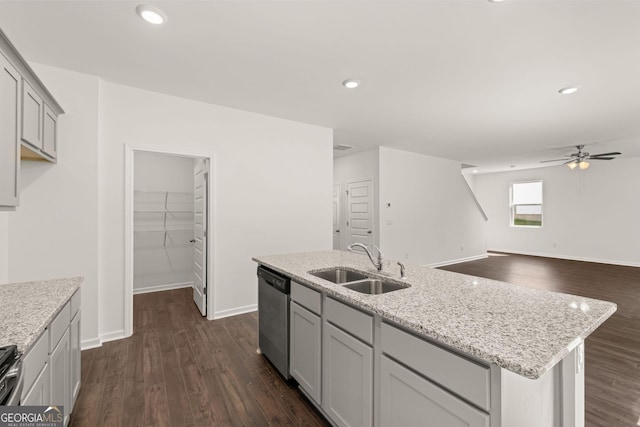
[333,144,353,151]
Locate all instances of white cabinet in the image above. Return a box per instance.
[43,103,57,158]
[380,356,490,427]
[322,298,374,427]
[290,301,321,403]
[21,362,50,406]
[21,79,43,151]
[50,328,70,425]
[70,308,81,409]
[20,289,80,427]
[0,27,63,207]
[0,51,20,207]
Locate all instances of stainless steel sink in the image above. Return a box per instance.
[310,268,369,284]
[343,279,410,295]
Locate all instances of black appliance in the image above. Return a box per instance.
[0,345,22,406]
[257,266,291,379]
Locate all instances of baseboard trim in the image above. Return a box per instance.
[133,281,193,295]
[213,304,257,320]
[488,248,640,268]
[80,338,102,351]
[99,329,125,344]
[426,254,489,268]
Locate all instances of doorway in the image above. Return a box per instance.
[124,146,213,337]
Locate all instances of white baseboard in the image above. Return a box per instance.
[133,281,193,295]
[488,248,640,268]
[213,304,257,320]
[426,253,488,268]
[80,337,102,351]
[99,329,126,344]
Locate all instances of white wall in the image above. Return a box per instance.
[100,81,332,336]
[133,152,195,292]
[6,64,100,348]
[474,157,640,267]
[333,148,380,249]
[378,147,487,266]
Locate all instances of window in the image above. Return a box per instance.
[510,181,543,227]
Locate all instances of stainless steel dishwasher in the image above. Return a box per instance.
[257,266,291,379]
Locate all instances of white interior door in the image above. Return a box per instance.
[347,180,374,249]
[192,159,208,316]
[333,184,341,250]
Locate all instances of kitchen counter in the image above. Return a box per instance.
[0,277,83,354]
[253,250,616,379]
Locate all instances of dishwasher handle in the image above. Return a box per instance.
[257,266,290,294]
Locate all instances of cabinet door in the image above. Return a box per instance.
[42,103,57,158]
[0,52,20,207]
[70,310,81,411]
[21,362,51,406]
[290,302,321,403]
[322,322,373,427]
[21,79,43,149]
[50,328,70,425]
[380,356,490,427]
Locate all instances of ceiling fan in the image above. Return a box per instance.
[540,145,622,170]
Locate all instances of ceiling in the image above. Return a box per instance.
[1,0,639,173]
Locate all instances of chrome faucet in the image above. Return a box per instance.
[348,243,384,272]
[397,261,406,279]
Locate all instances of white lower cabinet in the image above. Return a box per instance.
[380,356,490,427]
[290,301,321,403]
[50,328,70,425]
[21,362,50,406]
[322,322,373,427]
[70,309,81,409]
[20,289,80,427]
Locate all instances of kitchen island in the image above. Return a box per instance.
[253,250,616,427]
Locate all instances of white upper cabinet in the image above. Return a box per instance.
[0,27,64,207]
[0,50,20,207]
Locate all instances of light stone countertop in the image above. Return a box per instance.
[253,250,617,379]
[0,277,83,354]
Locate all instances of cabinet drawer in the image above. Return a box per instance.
[21,329,49,399]
[381,322,490,411]
[325,298,373,344]
[49,301,70,352]
[70,289,81,318]
[291,281,321,315]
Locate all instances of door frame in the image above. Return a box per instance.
[124,145,216,337]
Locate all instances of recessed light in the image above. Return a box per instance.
[489,0,505,2]
[472,169,478,174]
[136,5,167,25]
[559,86,579,95]
[342,79,360,89]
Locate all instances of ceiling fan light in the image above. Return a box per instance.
[578,160,589,170]
[567,161,578,170]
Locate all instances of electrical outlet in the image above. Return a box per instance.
[552,242,557,248]
[404,253,409,260]
[460,245,464,251]
[387,219,393,225]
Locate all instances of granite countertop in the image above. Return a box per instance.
[0,277,83,354]
[253,250,617,379]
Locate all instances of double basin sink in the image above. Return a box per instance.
[309,268,410,295]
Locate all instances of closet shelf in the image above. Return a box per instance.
[134,190,194,247]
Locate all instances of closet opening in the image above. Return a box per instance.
[124,147,212,337]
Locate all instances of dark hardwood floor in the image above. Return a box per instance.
[68,288,329,427]
[440,252,640,427]
[69,253,639,427]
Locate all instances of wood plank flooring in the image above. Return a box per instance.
[439,252,640,427]
[69,253,639,427]
[68,289,329,427]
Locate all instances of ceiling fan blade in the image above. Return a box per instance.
[540,158,570,163]
[563,160,577,165]
[590,152,621,157]
[589,157,615,160]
